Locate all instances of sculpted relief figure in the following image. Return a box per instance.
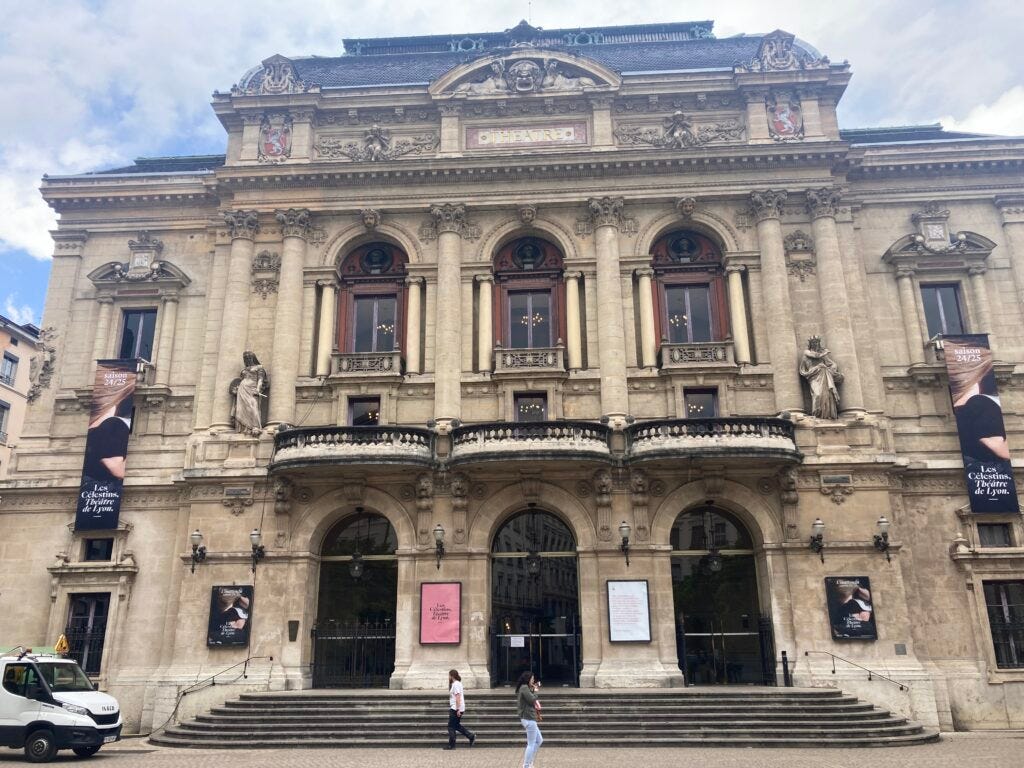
[542,60,595,91]
[454,60,510,95]
[230,351,268,435]
[799,336,843,419]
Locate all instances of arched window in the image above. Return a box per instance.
[649,230,727,345]
[670,506,753,552]
[493,237,566,349]
[336,242,408,355]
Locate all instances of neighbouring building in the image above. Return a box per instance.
[0,315,43,478]
[2,20,1024,733]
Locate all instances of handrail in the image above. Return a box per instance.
[178,654,274,697]
[804,650,907,691]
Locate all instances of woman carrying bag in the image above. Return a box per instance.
[515,671,543,768]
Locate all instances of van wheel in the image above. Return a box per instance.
[24,730,57,763]
[73,746,101,757]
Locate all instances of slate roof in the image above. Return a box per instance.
[840,124,991,144]
[88,155,226,175]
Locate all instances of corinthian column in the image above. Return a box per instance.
[564,271,583,371]
[895,268,925,365]
[405,276,423,375]
[212,210,259,429]
[431,204,466,424]
[589,197,630,419]
[476,274,494,373]
[635,268,657,369]
[805,187,864,413]
[268,209,311,426]
[749,190,802,413]
[725,265,751,365]
[153,296,178,386]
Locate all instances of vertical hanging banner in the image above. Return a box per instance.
[943,335,1019,513]
[74,360,138,531]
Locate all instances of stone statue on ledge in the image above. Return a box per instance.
[230,351,268,435]
[800,336,843,419]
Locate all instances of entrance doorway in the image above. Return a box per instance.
[490,509,580,686]
[670,507,774,685]
[65,593,109,675]
[313,511,397,687]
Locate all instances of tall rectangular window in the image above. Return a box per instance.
[0,353,16,386]
[514,393,548,422]
[978,523,1013,548]
[921,284,965,338]
[353,296,397,352]
[508,291,552,348]
[664,285,712,343]
[983,581,1024,669]
[683,388,718,418]
[348,396,381,426]
[0,400,9,444]
[119,309,157,361]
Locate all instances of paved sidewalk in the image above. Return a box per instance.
[4,732,1019,768]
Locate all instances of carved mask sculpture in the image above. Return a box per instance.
[507,59,543,93]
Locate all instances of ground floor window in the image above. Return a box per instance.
[65,593,109,675]
[984,580,1024,669]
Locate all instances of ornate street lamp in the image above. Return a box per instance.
[189,529,206,574]
[250,528,266,573]
[809,518,826,563]
[433,523,446,570]
[873,515,891,562]
[618,520,632,567]
[348,551,364,579]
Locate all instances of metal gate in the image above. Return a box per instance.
[676,613,776,685]
[311,619,395,688]
[490,615,581,686]
[65,593,109,675]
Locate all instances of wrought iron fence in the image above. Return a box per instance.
[311,620,396,688]
[63,621,107,675]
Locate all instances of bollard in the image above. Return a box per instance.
[781,651,792,687]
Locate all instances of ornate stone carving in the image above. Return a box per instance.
[451,57,601,96]
[675,197,697,218]
[429,203,467,235]
[800,336,843,419]
[276,208,312,240]
[229,351,268,435]
[784,230,816,281]
[779,467,800,540]
[766,91,804,141]
[251,250,281,299]
[574,480,592,498]
[518,204,538,224]
[594,468,613,541]
[224,210,260,240]
[361,208,382,230]
[735,29,830,72]
[233,54,314,95]
[587,196,624,229]
[806,186,843,219]
[273,478,293,516]
[451,472,469,544]
[258,113,293,163]
[821,484,854,504]
[415,472,434,546]
[614,111,744,148]
[749,189,788,222]
[630,469,650,542]
[314,126,439,162]
[27,327,57,403]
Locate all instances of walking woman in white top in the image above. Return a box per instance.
[444,669,476,750]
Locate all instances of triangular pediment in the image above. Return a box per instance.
[430,50,620,98]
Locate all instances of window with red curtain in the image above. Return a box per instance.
[336,242,409,354]
[649,231,727,345]
[492,237,566,349]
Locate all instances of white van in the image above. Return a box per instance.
[0,653,121,762]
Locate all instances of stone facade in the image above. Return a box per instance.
[0,315,42,478]
[3,21,1024,733]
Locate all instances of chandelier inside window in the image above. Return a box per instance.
[669,313,688,328]
[520,312,546,327]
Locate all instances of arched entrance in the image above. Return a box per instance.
[671,506,773,685]
[312,511,397,687]
[490,509,580,686]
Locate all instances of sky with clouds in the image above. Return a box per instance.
[1,0,1021,327]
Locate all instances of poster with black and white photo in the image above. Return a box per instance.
[825,577,877,640]
[942,335,1019,513]
[207,586,254,647]
[74,359,138,531]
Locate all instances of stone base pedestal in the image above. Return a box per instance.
[591,660,684,688]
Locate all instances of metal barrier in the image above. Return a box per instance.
[63,621,107,675]
[311,620,396,688]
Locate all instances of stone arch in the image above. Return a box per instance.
[649,479,783,549]
[292,486,416,555]
[467,480,596,552]
[635,208,741,259]
[428,49,622,96]
[320,220,423,268]
[475,216,580,264]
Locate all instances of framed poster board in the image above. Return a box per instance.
[207,585,253,647]
[420,582,462,644]
[824,576,878,640]
[607,580,651,643]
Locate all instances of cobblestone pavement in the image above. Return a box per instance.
[3,733,1022,768]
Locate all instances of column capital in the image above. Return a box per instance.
[563,270,583,281]
[587,196,624,229]
[405,275,426,287]
[805,186,843,220]
[430,203,467,236]
[725,264,746,275]
[995,195,1024,223]
[223,210,260,240]
[895,266,916,280]
[317,278,337,288]
[276,208,313,240]
[749,189,788,222]
[96,295,115,305]
[968,264,988,277]
[634,267,655,279]
[160,294,180,305]
[473,273,494,285]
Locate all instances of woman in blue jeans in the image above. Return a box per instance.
[515,671,543,768]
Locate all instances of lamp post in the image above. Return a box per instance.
[189,529,206,574]
[809,518,825,563]
[433,523,446,570]
[348,551,364,579]
[873,515,891,562]
[250,528,266,573]
[618,520,632,567]
[525,550,542,578]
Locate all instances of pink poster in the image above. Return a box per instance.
[420,582,461,644]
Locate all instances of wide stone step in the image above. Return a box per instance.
[216,702,877,716]
[196,712,898,725]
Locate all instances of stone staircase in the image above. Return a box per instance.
[151,688,938,748]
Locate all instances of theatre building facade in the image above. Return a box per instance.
[4,20,1024,732]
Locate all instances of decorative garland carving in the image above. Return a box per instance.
[27,327,57,403]
[735,30,830,72]
[614,111,744,149]
[784,229,816,281]
[314,126,439,162]
[251,250,281,299]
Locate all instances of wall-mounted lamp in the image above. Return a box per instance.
[809,518,825,563]
[433,523,446,570]
[873,515,891,562]
[619,520,632,567]
[189,529,207,574]
[526,550,542,578]
[249,528,266,573]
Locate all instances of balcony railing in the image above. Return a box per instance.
[449,420,611,465]
[493,345,565,375]
[627,417,800,462]
[0,372,14,387]
[0,430,7,445]
[659,341,735,370]
[271,425,434,470]
[333,350,404,377]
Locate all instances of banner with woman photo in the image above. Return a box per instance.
[943,335,1019,513]
[74,360,138,531]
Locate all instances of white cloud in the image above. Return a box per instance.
[3,294,36,326]
[940,86,1024,138]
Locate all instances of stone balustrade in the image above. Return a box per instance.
[333,350,404,377]
[659,341,735,370]
[449,420,611,465]
[271,425,434,469]
[627,417,800,462]
[493,344,566,375]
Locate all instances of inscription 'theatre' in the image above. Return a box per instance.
[466,122,589,149]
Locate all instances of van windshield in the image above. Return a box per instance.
[36,662,94,692]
